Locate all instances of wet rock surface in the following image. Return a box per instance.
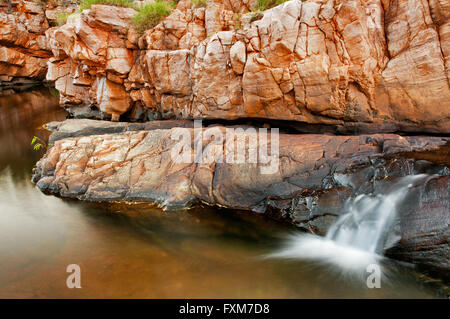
[32,119,449,208]
[387,175,450,281]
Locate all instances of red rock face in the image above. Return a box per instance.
[1,0,449,132]
[45,4,138,113]
[386,175,450,281]
[0,0,62,89]
[42,0,450,133]
[32,118,450,210]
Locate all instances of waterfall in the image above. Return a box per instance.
[269,174,431,272]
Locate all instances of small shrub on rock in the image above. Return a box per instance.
[254,0,289,11]
[191,0,207,8]
[79,0,134,11]
[132,0,175,34]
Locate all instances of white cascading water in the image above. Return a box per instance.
[269,174,431,272]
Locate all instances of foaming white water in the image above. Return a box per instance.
[269,174,431,273]
[271,234,380,272]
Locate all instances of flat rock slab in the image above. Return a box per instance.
[34,119,449,210]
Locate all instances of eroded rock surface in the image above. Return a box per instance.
[0,0,77,92]
[44,0,450,133]
[32,119,448,209]
[387,175,450,281]
[0,0,448,131]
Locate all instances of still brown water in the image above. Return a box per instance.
[0,88,447,298]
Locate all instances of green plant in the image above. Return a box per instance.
[56,12,70,26]
[233,12,241,29]
[191,0,207,8]
[253,0,289,11]
[249,11,263,22]
[79,0,134,11]
[49,87,60,98]
[132,1,175,34]
[206,30,218,38]
[31,136,47,151]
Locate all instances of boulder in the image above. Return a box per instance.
[386,175,450,281]
[33,119,449,211]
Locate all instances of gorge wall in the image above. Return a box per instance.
[0,0,78,92]
[1,0,448,132]
[45,0,450,133]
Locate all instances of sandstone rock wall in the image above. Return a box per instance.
[0,0,77,92]
[46,4,137,114]
[45,0,450,133]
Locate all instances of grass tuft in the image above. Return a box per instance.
[79,0,134,11]
[56,12,71,26]
[132,0,175,34]
[191,0,207,8]
[253,0,290,11]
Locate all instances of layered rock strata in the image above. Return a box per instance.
[0,0,77,92]
[45,0,450,133]
[386,175,450,281]
[32,119,448,208]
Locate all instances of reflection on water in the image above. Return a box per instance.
[0,88,447,298]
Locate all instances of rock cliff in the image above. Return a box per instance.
[386,174,450,281]
[33,119,449,211]
[43,0,450,133]
[0,1,77,92]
